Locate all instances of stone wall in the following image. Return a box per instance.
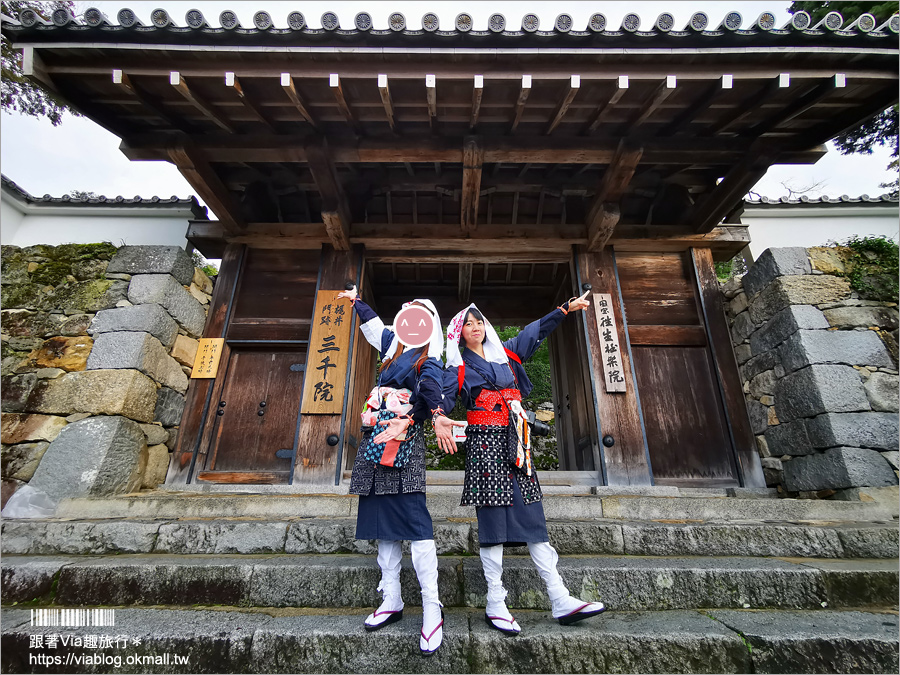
[722,246,899,500]
[1,244,214,508]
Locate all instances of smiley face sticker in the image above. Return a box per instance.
[394,304,435,348]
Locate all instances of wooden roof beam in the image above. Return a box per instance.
[226,72,276,132]
[303,139,352,250]
[709,74,787,135]
[659,76,730,136]
[458,262,473,303]
[280,73,317,128]
[329,73,360,135]
[460,137,484,235]
[470,75,484,130]
[626,76,677,133]
[426,74,438,130]
[169,71,235,133]
[112,69,187,132]
[545,75,581,135]
[583,76,629,135]
[586,139,643,251]
[509,75,532,133]
[798,87,899,149]
[747,75,844,136]
[168,141,245,233]
[377,74,397,133]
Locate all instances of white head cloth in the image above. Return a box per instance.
[385,298,444,361]
[445,303,507,368]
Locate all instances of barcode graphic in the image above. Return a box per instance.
[30,609,115,627]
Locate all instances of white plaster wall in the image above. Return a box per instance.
[742,207,900,260]
[0,198,25,244]
[0,212,190,248]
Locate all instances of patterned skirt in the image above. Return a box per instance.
[460,424,543,507]
[349,421,426,496]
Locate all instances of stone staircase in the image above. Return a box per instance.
[2,489,898,673]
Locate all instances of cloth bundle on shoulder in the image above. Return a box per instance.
[358,409,421,468]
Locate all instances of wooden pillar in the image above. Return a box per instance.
[576,246,652,485]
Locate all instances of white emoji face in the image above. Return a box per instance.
[394,305,434,348]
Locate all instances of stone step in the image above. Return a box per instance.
[2,516,898,559]
[3,554,897,612]
[2,606,897,674]
[50,491,897,522]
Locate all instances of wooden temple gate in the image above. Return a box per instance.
[6,6,895,488]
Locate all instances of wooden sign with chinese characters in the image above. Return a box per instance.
[301,291,352,414]
[593,294,627,392]
[190,338,226,378]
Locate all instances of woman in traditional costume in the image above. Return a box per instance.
[337,286,445,655]
[433,293,605,635]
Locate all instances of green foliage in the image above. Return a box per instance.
[833,235,899,301]
[789,1,897,23]
[494,325,553,403]
[1,1,81,125]
[191,250,219,277]
[714,254,748,281]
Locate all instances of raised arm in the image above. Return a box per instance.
[502,291,590,362]
[337,287,394,355]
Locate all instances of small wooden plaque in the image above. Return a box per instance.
[190,338,225,378]
[301,291,353,414]
[593,294,627,393]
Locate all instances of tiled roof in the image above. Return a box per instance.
[1,174,208,219]
[744,194,899,207]
[2,7,897,45]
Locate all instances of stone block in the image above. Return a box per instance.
[748,370,777,398]
[728,293,748,316]
[16,336,93,373]
[808,246,850,274]
[764,419,814,457]
[882,451,899,470]
[742,247,811,299]
[154,387,185,427]
[734,343,752,364]
[57,313,92,336]
[87,331,187,393]
[107,246,194,285]
[749,305,829,355]
[28,416,148,500]
[44,279,129,314]
[139,423,168,446]
[141,444,170,489]
[748,275,852,325]
[171,334,199,368]
[89,304,179,347]
[774,366,869,423]
[741,349,779,381]
[1,477,23,509]
[128,274,207,337]
[165,427,178,451]
[0,310,56,338]
[863,371,898,412]
[1,373,37,412]
[1,413,67,444]
[720,275,743,298]
[1,441,49,480]
[188,283,209,304]
[26,370,157,423]
[731,311,755,342]
[806,412,899,451]
[746,399,768,435]
[783,447,898,491]
[192,267,214,294]
[779,330,893,373]
[823,305,899,331]
[831,486,900,516]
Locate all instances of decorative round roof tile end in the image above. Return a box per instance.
[389,12,406,32]
[219,10,239,30]
[52,7,76,26]
[354,12,372,31]
[851,13,877,33]
[719,12,742,31]
[655,13,675,33]
[621,13,641,33]
[588,13,606,32]
[18,8,41,27]
[789,11,811,30]
[150,8,171,28]
[115,196,125,203]
[687,12,708,31]
[755,12,776,31]
[287,11,305,30]
[555,14,573,33]
[117,8,141,28]
[814,11,843,31]
[488,13,505,33]
[522,14,540,33]
[456,13,473,32]
[321,12,339,31]
[254,11,273,30]
[185,9,206,29]
[422,13,439,32]
[889,14,900,33]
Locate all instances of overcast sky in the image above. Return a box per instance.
[1,2,896,210]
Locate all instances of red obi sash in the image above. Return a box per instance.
[466,388,521,426]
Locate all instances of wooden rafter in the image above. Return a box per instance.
[708,74,785,135]
[461,137,484,234]
[112,69,188,132]
[586,139,643,251]
[426,74,438,129]
[658,79,725,136]
[626,76,677,133]
[329,73,360,134]
[798,88,899,149]
[303,139,351,250]
[377,74,397,132]
[470,75,484,130]
[168,141,245,233]
[458,262,473,302]
[545,75,580,135]
[509,75,532,133]
[226,72,276,131]
[746,77,841,136]
[280,73,317,128]
[170,72,235,133]
[583,76,629,135]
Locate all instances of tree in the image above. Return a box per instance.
[1,1,80,125]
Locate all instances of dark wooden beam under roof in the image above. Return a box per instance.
[583,76,629,135]
[796,87,899,149]
[458,262,473,302]
[302,139,352,250]
[280,73,317,128]
[170,72,235,133]
[586,139,644,251]
[112,69,188,132]
[377,74,397,133]
[426,74,438,130]
[625,76,677,133]
[545,75,580,135]
[168,141,245,234]
[329,73,360,134]
[460,137,484,234]
[658,78,728,136]
[226,72,276,131]
[509,75,532,133]
[708,74,787,136]
[470,75,484,130]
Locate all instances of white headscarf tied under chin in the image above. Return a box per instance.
[384,298,444,361]
[445,303,507,368]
